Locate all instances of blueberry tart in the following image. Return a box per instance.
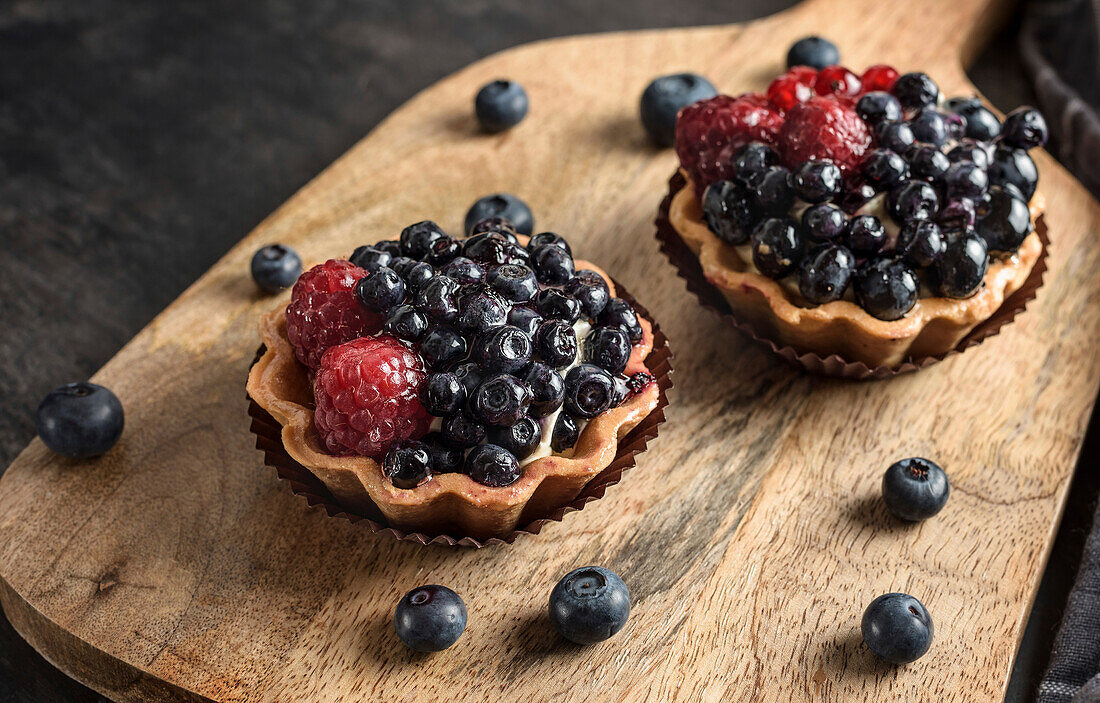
[659,63,1046,369]
[247,219,666,541]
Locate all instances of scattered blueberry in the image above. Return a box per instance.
[475,79,529,133]
[394,585,467,652]
[786,36,840,70]
[640,73,718,147]
[465,194,534,235]
[35,383,124,458]
[250,244,302,293]
[549,566,631,645]
[881,457,950,521]
[861,593,934,664]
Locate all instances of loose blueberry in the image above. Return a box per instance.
[944,161,989,200]
[855,91,902,126]
[384,304,429,342]
[464,443,522,486]
[799,244,855,305]
[456,289,508,336]
[563,364,616,418]
[597,298,643,343]
[549,566,631,645]
[465,194,534,235]
[882,457,949,521]
[888,180,939,223]
[855,258,919,321]
[383,442,433,489]
[35,383,124,458]
[732,142,780,188]
[534,319,578,368]
[977,186,1032,252]
[440,257,485,286]
[564,270,611,318]
[583,326,631,375]
[535,288,582,324]
[754,166,795,214]
[349,245,393,274]
[786,36,840,70]
[399,220,447,259]
[640,73,718,147]
[861,149,909,190]
[551,412,580,452]
[251,245,302,293]
[419,325,468,369]
[896,220,946,268]
[487,417,542,460]
[488,264,539,303]
[989,146,1038,200]
[527,231,572,255]
[702,180,757,245]
[862,593,934,665]
[507,306,542,337]
[522,361,566,417]
[1001,106,1048,150]
[422,372,467,417]
[476,324,533,374]
[394,585,467,652]
[891,72,939,110]
[441,410,486,449]
[531,245,576,286]
[475,79,529,133]
[846,215,887,257]
[791,160,842,204]
[751,218,804,279]
[934,230,989,298]
[802,203,848,242]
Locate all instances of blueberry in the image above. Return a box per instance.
[531,245,576,286]
[415,276,461,323]
[840,181,878,214]
[944,161,988,200]
[384,304,429,342]
[349,245,392,274]
[597,298,643,343]
[423,433,463,473]
[507,306,542,337]
[896,220,945,268]
[404,261,437,294]
[845,215,886,257]
[551,412,580,452]
[959,105,1001,141]
[855,258,919,321]
[394,585,467,652]
[753,166,795,214]
[799,244,855,305]
[355,268,405,315]
[426,236,463,267]
[938,197,977,231]
[943,95,981,113]
[463,232,529,267]
[441,411,486,449]
[892,72,939,110]
[855,91,902,126]
[423,372,467,417]
[751,218,804,279]
[888,180,939,223]
[861,149,908,190]
[472,374,531,426]
[383,442,433,489]
[476,325,533,374]
[907,109,949,147]
[791,160,842,204]
[374,240,403,257]
[464,444,522,486]
[947,140,991,170]
[35,383,124,458]
[419,325,468,369]
[989,146,1038,200]
[609,374,630,408]
[475,79,529,133]
[527,231,572,255]
[861,593,934,664]
[1001,106,1047,150]
[534,319,578,368]
[934,230,988,298]
[732,142,780,188]
[564,270,611,318]
[522,361,566,417]
[456,289,508,336]
[882,457,949,521]
[786,36,840,70]
[389,256,419,278]
[488,264,539,303]
[874,120,916,154]
[549,566,631,645]
[640,72,718,147]
[250,244,302,293]
[399,220,447,259]
[452,362,484,396]
[977,186,1032,252]
[440,257,485,286]
[535,288,582,323]
[702,180,757,245]
[487,417,542,460]
[563,364,615,418]
[470,216,519,240]
[583,326,631,375]
[907,145,950,182]
[801,203,848,242]
[465,194,533,236]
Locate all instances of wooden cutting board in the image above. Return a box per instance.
[2,0,1097,700]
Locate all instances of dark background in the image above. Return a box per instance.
[0,1,1089,701]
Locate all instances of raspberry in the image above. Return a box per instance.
[675,94,783,194]
[313,335,431,458]
[861,64,899,93]
[814,66,862,101]
[786,66,819,86]
[766,75,813,112]
[777,96,872,174]
[285,259,383,369]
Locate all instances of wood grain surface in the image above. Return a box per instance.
[1,0,1097,700]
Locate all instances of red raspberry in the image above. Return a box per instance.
[861,64,899,93]
[675,93,783,194]
[786,66,819,87]
[766,75,813,112]
[285,259,383,369]
[814,66,862,102]
[313,335,431,458]
[778,96,872,174]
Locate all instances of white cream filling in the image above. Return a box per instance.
[520,318,591,467]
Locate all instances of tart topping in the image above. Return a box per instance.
[285,259,383,369]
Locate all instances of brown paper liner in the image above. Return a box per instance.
[246,283,673,548]
[655,171,1050,380]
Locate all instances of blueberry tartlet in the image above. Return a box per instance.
[246,219,663,540]
[661,63,1046,368]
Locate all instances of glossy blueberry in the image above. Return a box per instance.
[440,257,485,286]
[384,304,429,342]
[934,230,988,298]
[426,236,463,266]
[640,72,718,146]
[531,245,576,286]
[549,566,631,645]
[563,364,616,418]
[487,417,542,460]
[753,165,795,215]
[988,146,1038,200]
[419,325,467,369]
[609,374,630,408]
[786,36,839,70]
[799,244,855,305]
[399,220,447,259]
[1001,106,1048,149]
[522,361,566,417]
[472,374,531,426]
[896,220,946,268]
[470,216,518,240]
[944,95,980,112]
[840,180,877,214]
[250,244,302,293]
[475,79,528,133]
[349,245,392,274]
[551,412,580,452]
[791,160,842,204]
[463,232,529,267]
[476,324,533,374]
[874,120,916,154]
[564,270,611,318]
[702,180,757,245]
[404,261,436,294]
[801,203,848,242]
[947,140,991,170]
[465,193,533,235]
[892,72,939,110]
[422,372,467,417]
[938,197,977,231]
[35,383,124,458]
[534,319,578,368]
[845,215,886,256]
[907,109,949,147]
[888,180,939,223]
[861,148,908,190]
[977,186,1032,252]
[732,142,780,188]
[862,593,934,665]
[374,240,403,257]
[907,145,950,182]
[751,218,804,279]
[488,264,539,303]
[389,256,418,278]
[394,585,467,652]
[507,306,542,337]
[527,231,571,255]
[355,268,405,314]
[855,258,919,321]
[441,410,486,449]
[464,443,522,486]
[456,289,508,336]
[583,326,631,375]
[882,457,949,521]
[944,161,988,200]
[535,288,582,324]
[383,442,433,489]
[856,91,903,126]
[960,104,1001,141]
[452,362,484,396]
[597,298,643,343]
[415,276,461,323]
[423,432,464,473]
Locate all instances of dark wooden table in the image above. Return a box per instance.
[0,1,1090,700]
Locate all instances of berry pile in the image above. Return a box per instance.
[287,215,654,489]
[675,64,1046,321]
